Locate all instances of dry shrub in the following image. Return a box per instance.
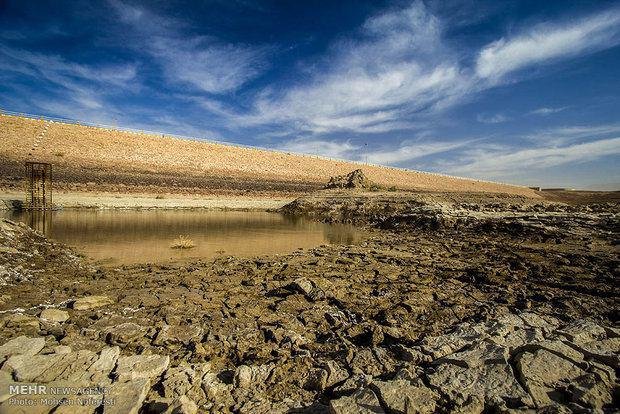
[170,235,196,249]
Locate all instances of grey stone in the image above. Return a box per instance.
[103,378,149,414]
[428,356,533,408]
[233,364,273,389]
[0,336,45,360]
[515,349,585,407]
[201,372,233,410]
[162,395,198,414]
[371,379,439,414]
[39,309,69,323]
[72,296,113,311]
[114,354,170,382]
[0,370,14,403]
[569,373,613,410]
[556,320,607,344]
[105,323,146,347]
[292,278,313,296]
[79,346,120,384]
[329,387,385,414]
[153,324,203,347]
[3,315,40,335]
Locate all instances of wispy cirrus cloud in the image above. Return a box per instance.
[0,43,137,118]
[476,8,620,81]
[366,140,469,165]
[278,139,359,159]
[529,106,568,116]
[277,135,468,165]
[444,137,620,178]
[476,113,511,124]
[108,0,269,94]
[238,3,620,136]
[524,124,620,145]
[241,1,470,134]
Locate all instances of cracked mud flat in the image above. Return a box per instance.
[0,190,618,413]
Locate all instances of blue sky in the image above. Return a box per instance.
[1,0,619,189]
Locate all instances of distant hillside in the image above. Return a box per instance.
[0,114,539,197]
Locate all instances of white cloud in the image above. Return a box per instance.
[525,124,620,145]
[476,113,510,124]
[530,106,568,115]
[476,9,620,80]
[109,0,268,94]
[444,137,620,178]
[240,4,620,136]
[278,139,359,159]
[277,136,467,165]
[0,44,137,114]
[241,1,471,134]
[367,140,468,165]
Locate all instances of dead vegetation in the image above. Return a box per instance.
[169,235,196,249]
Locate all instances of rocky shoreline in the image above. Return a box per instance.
[0,190,618,413]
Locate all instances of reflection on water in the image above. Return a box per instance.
[1,210,361,265]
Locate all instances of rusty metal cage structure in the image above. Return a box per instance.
[24,161,53,210]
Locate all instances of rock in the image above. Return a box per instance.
[201,372,233,410]
[323,360,349,388]
[0,391,57,414]
[103,378,149,414]
[5,350,99,383]
[114,354,170,382]
[3,314,40,334]
[163,395,198,414]
[569,373,613,410]
[324,169,374,190]
[329,387,385,414]
[80,346,120,383]
[0,336,45,360]
[39,309,69,323]
[516,349,586,407]
[430,361,532,409]
[419,324,484,360]
[162,366,201,399]
[333,374,373,397]
[392,344,431,364]
[349,348,384,376]
[305,368,328,391]
[556,320,607,344]
[153,324,203,347]
[233,364,273,389]
[53,345,72,354]
[71,296,114,310]
[105,322,146,346]
[0,370,14,403]
[290,277,324,300]
[371,379,439,414]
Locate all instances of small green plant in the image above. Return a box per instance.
[170,235,196,249]
[388,186,398,192]
[54,151,65,157]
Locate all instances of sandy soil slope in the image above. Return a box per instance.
[0,114,539,198]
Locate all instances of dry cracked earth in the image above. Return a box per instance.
[0,190,618,413]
